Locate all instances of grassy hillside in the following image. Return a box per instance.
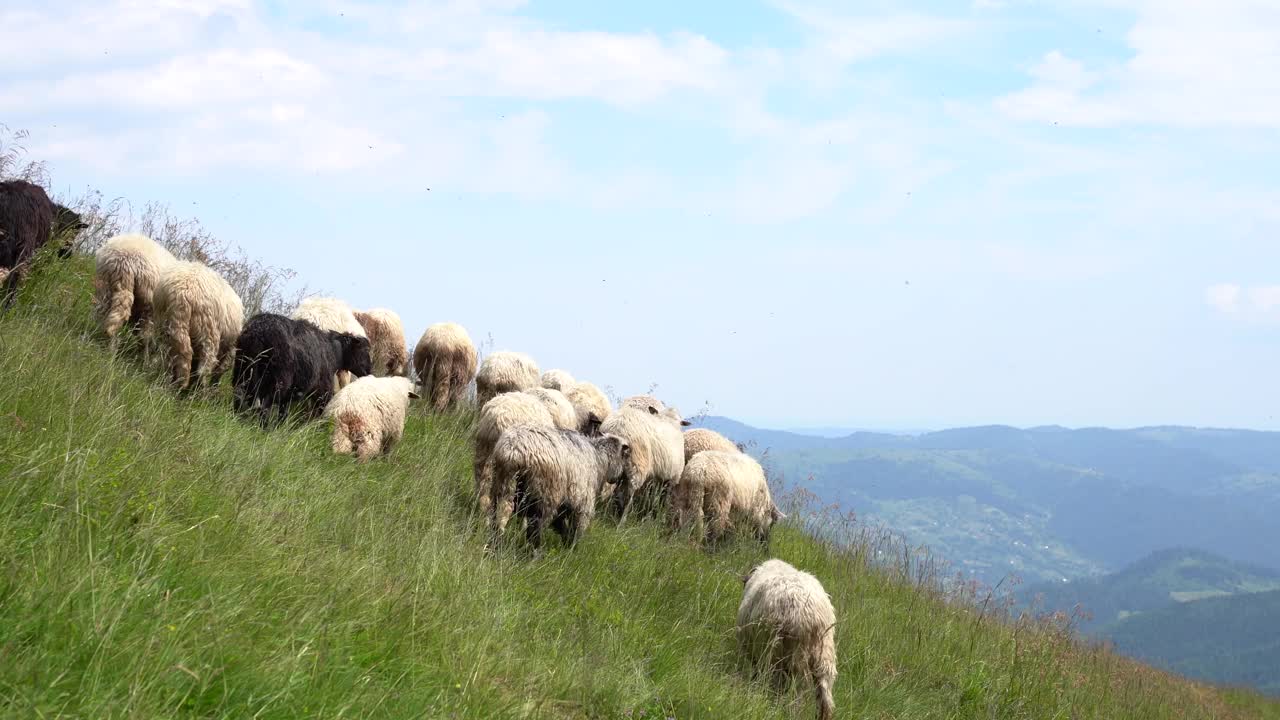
[2,255,1279,719]
[1108,589,1280,697]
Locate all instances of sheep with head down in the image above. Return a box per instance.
[153,260,244,391]
[598,399,689,521]
[564,380,612,435]
[540,369,575,392]
[488,426,630,552]
[525,387,578,431]
[683,427,741,463]
[412,321,477,412]
[92,233,176,352]
[325,375,419,461]
[353,307,408,377]
[737,558,838,720]
[0,180,87,308]
[475,350,539,406]
[473,392,557,520]
[292,297,366,390]
[671,449,782,546]
[232,313,372,426]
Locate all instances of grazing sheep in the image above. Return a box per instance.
[292,297,367,389]
[671,450,782,546]
[684,427,741,463]
[540,369,575,392]
[489,426,630,551]
[325,375,419,461]
[564,381,612,435]
[599,402,688,521]
[412,322,477,412]
[526,387,578,431]
[476,350,540,406]
[621,394,663,411]
[232,313,373,426]
[0,180,87,307]
[153,261,244,390]
[92,233,177,350]
[737,559,837,720]
[353,308,408,377]
[474,392,557,519]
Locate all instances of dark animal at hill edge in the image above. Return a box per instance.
[232,312,373,426]
[0,179,87,307]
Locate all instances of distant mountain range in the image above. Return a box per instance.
[694,417,1280,586]
[1020,549,1280,696]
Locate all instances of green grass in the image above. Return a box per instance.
[2,253,1278,719]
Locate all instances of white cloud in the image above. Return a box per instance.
[1205,283,1280,318]
[1248,286,1280,313]
[999,0,1280,128]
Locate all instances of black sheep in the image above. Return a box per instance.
[0,180,87,307]
[232,313,374,427]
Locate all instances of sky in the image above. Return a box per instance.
[3,0,1279,431]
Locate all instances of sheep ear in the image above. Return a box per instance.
[771,506,786,522]
[408,390,421,400]
[680,419,692,427]
[647,405,659,416]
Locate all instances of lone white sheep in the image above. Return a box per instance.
[92,233,176,352]
[354,308,408,377]
[684,427,741,463]
[737,558,838,720]
[671,450,782,545]
[564,380,612,435]
[325,375,419,461]
[292,297,366,389]
[598,402,688,520]
[540,369,575,392]
[412,321,477,412]
[476,350,540,406]
[526,387,578,431]
[474,392,557,520]
[153,261,244,390]
[489,426,630,551]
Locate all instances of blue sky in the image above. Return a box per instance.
[3,0,1279,430]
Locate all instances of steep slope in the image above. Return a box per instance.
[2,256,1278,718]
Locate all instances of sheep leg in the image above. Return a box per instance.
[167,328,193,390]
[814,677,835,720]
[612,481,635,526]
[552,506,582,548]
[524,502,548,553]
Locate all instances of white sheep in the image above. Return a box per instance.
[354,307,408,377]
[598,401,688,521]
[153,261,244,390]
[564,380,613,435]
[671,450,782,545]
[488,426,631,551]
[292,297,367,390]
[412,321,477,412]
[540,369,575,391]
[92,233,176,353]
[474,392,557,521]
[684,427,741,463]
[325,375,419,461]
[525,387,578,431]
[737,558,838,720]
[475,350,540,406]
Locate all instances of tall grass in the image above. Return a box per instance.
[2,254,1278,718]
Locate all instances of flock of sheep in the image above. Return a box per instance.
[0,175,839,719]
